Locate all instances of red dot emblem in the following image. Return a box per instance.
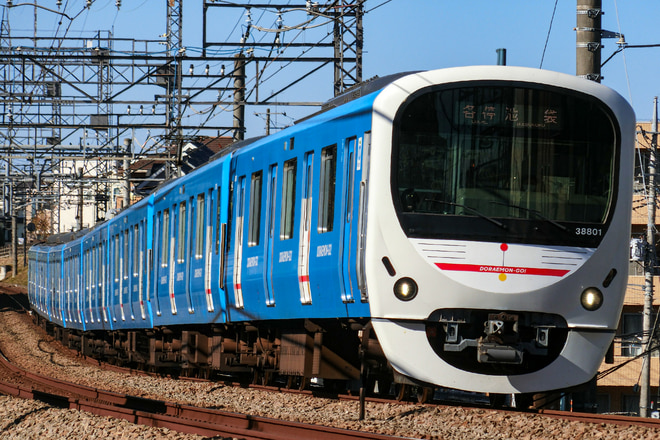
[500,243,508,252]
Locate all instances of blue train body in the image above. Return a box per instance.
[28,67,635,397]
[29,83,376,332]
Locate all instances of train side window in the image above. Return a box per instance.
[196,193,205,259]
[280,159,296,240]
[162,209,170,266]
[248,170,262,247]
[114,234,120,282]
[178,201,187,263]
[133,224,139,277]
[215,188,221,255]
[318,145,337,233]
[123,229,129,279]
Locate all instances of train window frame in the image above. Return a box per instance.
[162,209,169,267]
[123,229,129,280]
[195,193,205,259]
[133,224,139,277]
[281,158,297,240]
[318,145,337,233]
[177,201,187,263]
[114,234,120,282]
[268,164,278,241]
[248,170,263,247]
[215,188,221,255]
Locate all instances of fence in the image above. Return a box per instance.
[0,244,27,261]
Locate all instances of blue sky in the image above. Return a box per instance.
[6,1,660,136]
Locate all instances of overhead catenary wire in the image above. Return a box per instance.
[539,0,559,69]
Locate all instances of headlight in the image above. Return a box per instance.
[581,287,603,311]
[393,277,418,301]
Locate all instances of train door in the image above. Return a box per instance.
[112,233,119,322]
[298,152,314,305]
[101,239,109,324]
[265,164,278,306]
[76,252,83,325]
[93,244,101,323]
[232,176,246,310]
[56,253,63,324]
[214,169,230,321]
[204,189,215,314]
[169,205,179,315]
[355,133,370,301]
[66,253,73,325]
[85,248,92,324]
[188,194,204,315]
[131,224,140,321]
[138,222,145,321]
[120,230,128,321]
[185,196,195,314]
[146,205,157,320]
[156,208,171,318]
[172,199,189,315]
[127,227,135,320]
[214,186,226,313]
[341,137,358,302]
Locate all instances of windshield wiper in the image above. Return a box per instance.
[424,199,507,229]
[488,201,569,232]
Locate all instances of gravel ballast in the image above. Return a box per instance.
[1,306,659,440]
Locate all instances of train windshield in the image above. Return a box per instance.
[392,83,619,246]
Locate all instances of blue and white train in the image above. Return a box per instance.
[28,66,634,398]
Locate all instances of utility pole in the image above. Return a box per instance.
[233,54,246,142]
[641,97,658,418]
[576,0,602,81]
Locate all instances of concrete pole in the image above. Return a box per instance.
[123,138,131,209]
[10,184,17,275]
[233,54,246,142]
[576,0,602,82]
[641,97,658,417]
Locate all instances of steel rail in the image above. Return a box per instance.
[0,326,404,439]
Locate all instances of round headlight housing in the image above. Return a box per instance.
[581,287,603,311]
[393,277,418,301]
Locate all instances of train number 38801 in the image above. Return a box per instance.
[575,227,602,236]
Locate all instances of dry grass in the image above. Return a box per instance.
[0,258,28,287]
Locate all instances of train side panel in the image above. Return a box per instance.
[62,238,85,331]
[105,198,154,330]
[151,154,232,327]
[227,98,374,322]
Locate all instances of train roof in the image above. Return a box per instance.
[296,71,417,124]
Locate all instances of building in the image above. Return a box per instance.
[130,137,233,197]
[52,136,233,233]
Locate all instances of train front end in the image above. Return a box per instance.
[365,66,635,394]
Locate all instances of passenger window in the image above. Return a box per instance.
[248,170,262,246]
[133,225,139,276]
[162,209,169,266]
[318,145,337,233]
[114,234,120,281]
[178,201,186,262]
[196,193,205,259]
[123,230,129,279]
[280,159,296,240]
[215,188,221,255]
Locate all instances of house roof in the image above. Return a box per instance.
[131,136,234,195]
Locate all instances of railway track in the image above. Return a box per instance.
[2,283,660,439]
[0,286,406,439]
[0,354,406,439]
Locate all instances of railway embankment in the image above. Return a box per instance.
[1,285,659,439]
